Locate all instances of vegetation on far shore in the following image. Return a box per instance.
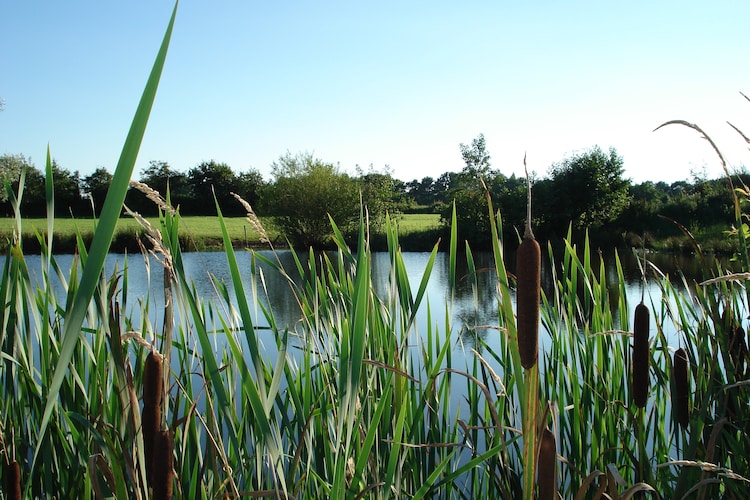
[0,213,444,254]
[0,211,740,256]
[3,132,748,253]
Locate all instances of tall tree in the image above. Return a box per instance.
[355,165,403,227]
[266,152,359,248]
[439,134,499,247]
[537,146,630,235]
[50,160,83,216]
[459,133,492,179]
[129,160,190,213]
[0,154,32,203]
[81,167,113,216]
[235,168,266,209]
[186,160,239,215]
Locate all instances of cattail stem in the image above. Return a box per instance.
[673,348,689,428]
[518,159,542,500]
[632,302,650,408]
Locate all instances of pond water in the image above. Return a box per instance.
[22,247,732,363]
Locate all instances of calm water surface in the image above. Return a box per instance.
[22,248,734,363]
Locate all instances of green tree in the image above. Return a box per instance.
[49,160,83,216]
[265,152,359,248]
[405,176,438,208]
[356,165,403,226]
[0,153,32,203]
[186,160,239,215]
[17,166,47,217]
[81,167,113,216]
[459,133,492,178]
[537,146,630,236]
[439,134,499,247]
[129,160,190,213]
[235,168,266,209]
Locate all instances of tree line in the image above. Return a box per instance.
[1,135,745,249]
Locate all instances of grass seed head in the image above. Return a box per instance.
[673,348,690,428]
[632,302,650,408]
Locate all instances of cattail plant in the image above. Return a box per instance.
[517,168,541,370]
[142,350,164,484]
[4,459,21,500]
[151,429,174,500]
[673,348,689,428]
[516,163,542,500]
[632,302,650,408]
[729,325,748,379]
[537,427,557,500]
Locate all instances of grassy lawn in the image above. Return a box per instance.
[0,213,443,252]
[389,213,441,233]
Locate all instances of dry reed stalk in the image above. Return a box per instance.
[231,192,270,244]
[517,167,540,370]
[4,460,21,500]
[673,348,690,428]
[632,302,650,408]
[142,350,164,485]
[537,427,557,499]
[151,429,174,500]
[129,181,176,215]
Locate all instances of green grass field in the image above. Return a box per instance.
[0,213,443,252]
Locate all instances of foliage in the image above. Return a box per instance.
[459,133,492,178]
[536,145,630,237]
[437,134,500,247]
[185,160,241,216]
[355,165,406,223]
[264,151,360,248]
[4,15,750,496]
[0,153,31,203]
[126,160,191,214]
[80,167,113,215]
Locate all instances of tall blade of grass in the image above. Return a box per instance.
[45,146,54,262]
[214,194,266,391]
[33,1,178,470]
[449,201,458,293]
[215,197,289,489]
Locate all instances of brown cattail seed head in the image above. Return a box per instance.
[537,427,557,500]
[632,302,650,408]
[142,351,164,485]
[4,460,21,500]
[143,351,164,407]
[151,430,174,500]
[673,348,689,428]
[516,235,541,369]
[729,326,748,379]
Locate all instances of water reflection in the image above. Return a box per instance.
[17,247,735,358]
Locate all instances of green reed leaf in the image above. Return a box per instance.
[33,1,178,472]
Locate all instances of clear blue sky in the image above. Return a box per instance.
[2,1,749,184]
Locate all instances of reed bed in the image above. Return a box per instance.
[1,4,750,498]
